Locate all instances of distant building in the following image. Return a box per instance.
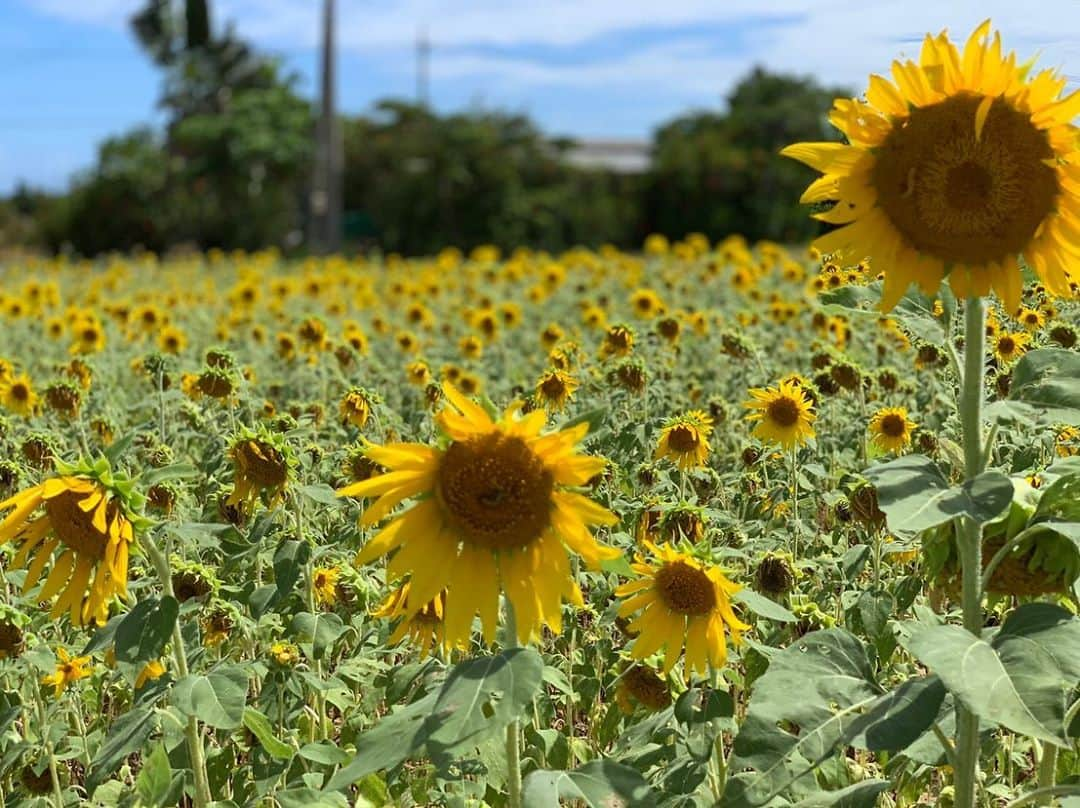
[562,139,651,175]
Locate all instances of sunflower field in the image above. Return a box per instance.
[2,21,1080,808]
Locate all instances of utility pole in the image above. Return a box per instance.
[416,27,431,107]
[310,0,342,254]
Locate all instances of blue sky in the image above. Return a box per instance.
[4,0,1080,192]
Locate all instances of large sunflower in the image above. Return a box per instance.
[615,541,748,675]
[0,474,136,626]
[339,383,621,647]
[868,407,917,453]
[783,21,1080,312]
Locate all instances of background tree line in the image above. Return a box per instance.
[0,1,848,256]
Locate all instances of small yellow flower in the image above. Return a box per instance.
[313,567,340,606]
[868,407,917,454]
[42,647,93,697]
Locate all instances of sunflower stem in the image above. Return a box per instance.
[789,449,799,559]
[33,691,65,808]
[143,534,213,808]
[954,297,987,808]
[1036,742,1058,807]
[505,718,523,808]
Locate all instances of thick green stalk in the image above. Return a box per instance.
[1036,743,1058,807]
[506,719,523,808]
[143,535,213,807]
[954,297,987,808]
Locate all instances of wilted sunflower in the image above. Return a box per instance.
[339,388,373,429]
[743,380,816,450]
[654,411,714,471]
[371,582,451,659]
[784,21,1080,311]
[339,383,620,647]
[614,664,672,714]
[42,647,93,697]
[993,331,1031,363]
[868,407,917,453]
[226,431,292,513]
[0,374,37,417]
[534,369,579,413]
[615,541,748,675]
[0,464,140,626]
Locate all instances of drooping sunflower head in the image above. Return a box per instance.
[340,382,621,648]
[868,406,917,454]
[615,542,749,675]
[654,411,714,472]
[743,380,817,450]
[312,566,340,606]
[0,459,145,627]
[339,388,375,429]
[614,664,672,714]
[784,21,1080,311]
[226,428,294,513]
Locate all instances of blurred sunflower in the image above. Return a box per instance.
[534,369,579,413]
[743,380,816,449]
[312,566,340,606]
[654,411,714,471]
[868,407,917,453]
[340,388,373,429]
[372,582,450,659]
[0,374,38,417]
[42,647,93,697]
[993,331,1031,363]
[0,464,140,626]
[227,431,292,513]
[340,383,620,647]
[615,541,748,675]
[784,21,1080,311]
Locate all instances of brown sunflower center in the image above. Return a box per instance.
[879,413,907,437]
[872,93,1057,265]
[43,488,114,560]
[766,396,801,428]
[540,376,567,399]
[998,336,1016,354]
[234,440,287,488]
[622,665,672,710]
[666,424,701,453]
[437,432,554,551]
[10,384,28,401]
[655,561,716,616]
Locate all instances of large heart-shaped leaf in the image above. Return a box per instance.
[173,666,248,729]
[523,760,654,807]
[866,455,1012,532]
[1004,348,1080,423]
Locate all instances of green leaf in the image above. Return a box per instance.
[905,622,1068,745]
[135,744,183,808]
[142,463,199,487]
[114,596,178,684]
[734,588,796,623]
[298,484,340,506]
[819,282,950,345]
[173,666,248,729]
[298,742,351,766]
[562,407,607,436]
[843,676,946,752]
[275,788,350,808]
[792,780,892,807]
[674,685,735,725]
[1006,348,1080,422]
[87,706,159,793]
[326,648,545,790]
[522,760,654,807]
[991,603,1080,746]
[243,708,293,760]
[866,455,1012,532]
[290,612,346,660]
[726,630,880,807]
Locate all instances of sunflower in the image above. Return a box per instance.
[339,383,620,647]
[312,566,340,606]
[615,542,748,675]
[42,647,93,697]
[71,319,106,355]
[226,433,292,513]
[534,369,579,413]
[371,582,451,659]
[868,407,917,453]
[743,380,817,450]
[1015,307,1046,332]
[157,325,188,354]
[135,659,166,689]
[614,664,672,714]
[629,289,664,319]
[340,389,373,429]
[783,21,1080,312]
[0,471,138,626]
[600,325,634,359]
[654,411,714,471]
[993,331,1031,363]
[0,374,38,417]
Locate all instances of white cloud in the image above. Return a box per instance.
[22,0,1080,99]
